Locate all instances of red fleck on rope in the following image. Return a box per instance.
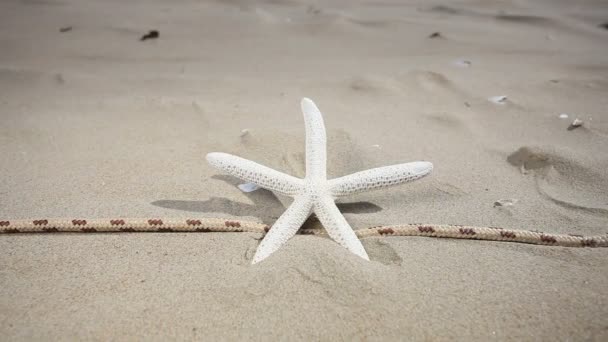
[0,218,606,248]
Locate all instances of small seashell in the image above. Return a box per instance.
[240,129,250,137]
[453,59,472,67]
[558,113,568,119]
[488,96,508,105]
[494,199,518,207]
[571,118,583,127]
[238,183,260,193]
[567,118,583,130]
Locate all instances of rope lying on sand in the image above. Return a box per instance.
[1,218,606,247]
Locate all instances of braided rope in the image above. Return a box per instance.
[0,218,606,247]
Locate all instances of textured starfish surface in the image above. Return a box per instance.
[207,98,433,264]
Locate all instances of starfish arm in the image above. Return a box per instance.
[328,162,433,198]
[206,152,304,196]
[314,197,369,260]
[252,196,313,264]
[301,98,327,179]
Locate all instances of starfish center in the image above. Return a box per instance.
[303,180,330,201]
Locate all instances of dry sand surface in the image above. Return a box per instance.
[1,0,608,340]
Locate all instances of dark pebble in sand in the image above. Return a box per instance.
[140,30,159,41]
[599,22,608,30]
[428,32,442,38]
[59,26,72,33]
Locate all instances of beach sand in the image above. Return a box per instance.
[1,0,607,340]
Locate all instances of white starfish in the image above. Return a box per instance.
[207,98,433,264]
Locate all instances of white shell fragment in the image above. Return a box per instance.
[453,59,472,67]
[238,182,260,193]
[571,118,583,128]
[558,113,569,119]
[240,129,250,137]
[488,96,508,105]
[494,199,519,207]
